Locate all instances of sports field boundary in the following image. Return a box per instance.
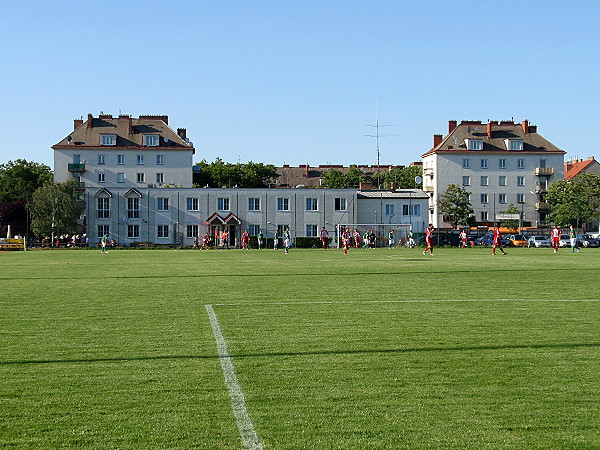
[205,304,263,450]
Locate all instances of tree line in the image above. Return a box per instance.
[321,165,423,189]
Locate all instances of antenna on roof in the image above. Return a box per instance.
[364,100,397,188]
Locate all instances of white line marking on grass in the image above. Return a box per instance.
[212,298,600,307]
[205,304,263,450]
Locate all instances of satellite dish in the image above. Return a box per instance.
[415,176,422,185]
[67,135,72,142]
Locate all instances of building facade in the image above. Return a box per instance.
[422,120,566,229]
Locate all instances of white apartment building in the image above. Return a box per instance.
[422,120,565,229]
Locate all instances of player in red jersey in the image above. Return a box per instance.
[423,224,434,255]
[241,229,250,250]
[342,227,351,255]
[459,230,467,248]
[320,226,329,250]
[353,229,361,249]
[551,225,560,253]
[492,226,507,255]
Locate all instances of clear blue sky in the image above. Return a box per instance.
[1,0,598,169]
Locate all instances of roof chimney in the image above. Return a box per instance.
[433,134,443,148]
[86,113,93,128]
[487,121,493,139]
[522,119,530,134]
[448,120,457,134]
[74,119,83,130]
[177,128,187,141]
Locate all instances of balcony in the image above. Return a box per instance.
[534,185,547,194]
[535,202,549,211]
[75,181,86,189]
[68,163,86,172]
[535,167,554,176]
[423,185,434,192]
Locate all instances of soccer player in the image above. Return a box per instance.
[202,232,210,249]
[492,225,507,255]
[407,229,415,249]
[459,230,467,248]
[342,227,351,255]
[423,224,434,255]
[353,229,361,249]
[570,225,580,253]
[257,230,264,249]
[551,224,560,253]
[283,226,291,254]
[320,226,329,250]
[388,229,395,248]
[241,230,249,250]
[100,233,109,253]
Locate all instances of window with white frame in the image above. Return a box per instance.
[499,159,506,169]
[306,198,318,211]
[117,173,125,183]
[187,224,199,238]
[517,176,525,186]
[248,198,260,211]
[156,154,164,165]
[157,225,169,238]
[499,176,507,186]
[335,198,347,211]
[518,159,525,169]
[277,225,287,237]
[97,197,110,218]
[117,154,125,165]
[186,197,199,211]
[143,135,159,146]
[517,193,525,203]
[157,198,169,211]
[539,159,547,168]
[508,140,523,151]
[277,198,289,211]
[156,173,164,184]
[249,225,260,236]
[481,159,488,169]
[137,173,145,183]
[467,139,483,150]
[306,224,318,237]
[402,204,420,216]
[480,193,489,204]
[127,197,140,218]
[481,176,488,186]
[98,172,105,183]
[137,155,144,165]
[128,224,140,239]
[97,225,110,239]
[462,176,470,186]
[217,198,230,211]
[385,204,394,216]
[480,211,488,221]
[98,154,106,165]
[100,135,116,146]
[498,194,507,204]
[463,159,470,169]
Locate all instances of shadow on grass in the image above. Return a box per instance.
[3,342,599,366]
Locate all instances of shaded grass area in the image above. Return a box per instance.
[1,247,599,448]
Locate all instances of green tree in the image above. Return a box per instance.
[438,184,475,229]
[321,168,349,188]
[387,165,423,188]
[346,166,368,188]
[500,203,520,231]
[193,159,278,188]
[546,173,600,229]
[29,179,82,240]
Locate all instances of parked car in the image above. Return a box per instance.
[577,234,600,248]
[527,235,551,248]
[467,235,480,246]
[507,234,528,247]
[418,234,451,246]
[558,234,573,248]
[476,234,510,247]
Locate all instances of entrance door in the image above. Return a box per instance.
[228,224,237,248]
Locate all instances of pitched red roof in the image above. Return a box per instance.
[564,158,597,179]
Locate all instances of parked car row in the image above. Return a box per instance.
[417,232,600,248]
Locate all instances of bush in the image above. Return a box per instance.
[294,237,324,248]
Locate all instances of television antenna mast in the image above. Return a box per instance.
[364,104,397,168]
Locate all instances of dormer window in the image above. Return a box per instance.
[465,139,483,150]
[143,134,159,146]
[505,139,523,151]
[100,134,116,146]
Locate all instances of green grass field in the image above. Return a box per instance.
[1,246,599,448]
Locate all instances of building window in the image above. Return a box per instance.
[481,159,488,169]
[462,176,470,186]
[517,193,525,203]
[97,225,110,239]
[463,159,470,169]
[157,225,169,238]
[157,198,169,211]
[518,159,525,169]
[143,135,159,146]
[277,225,287,237]
[277,198,289,211]
[508,140,523,151]
[385,204,394,216]
[249,225,260,236]
[117,173,125,183]
[335,198,347,211]
[97,198,110,218]
[98,154,106,165]
[402,205,420,216]
[539,159,547,168]
[137,173,145,183]
[498,194,507,204]
[186,197,199,211]
[117,154,125,165]
[137,155,144,165]
[217,198,230,211]
[499,159,506,169]
[156,155,164,165]
[517,176,525,186]
[480,176,488,186]
[480,211,488,221]
[156,173,164,184]
[248,198,260,211]
[499,176,507,186]
[127,224,140,239]
[98,172,105,183]
[306,224,318,237]
[306,198,318,211]
[467,139,483,150]
[480,194,489,204]
[187,224,199,238]
[100,135,116,146]
[127,197,140,219]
